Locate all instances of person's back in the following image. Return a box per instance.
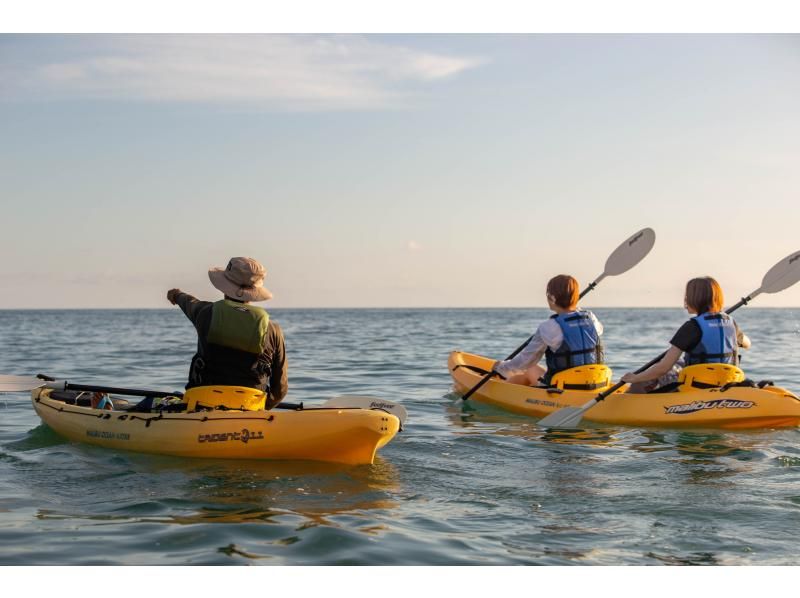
[683,310,739,366]
[167,257,288,408]
[543,308,605,385]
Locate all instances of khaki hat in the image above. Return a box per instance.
[208,257,273,302]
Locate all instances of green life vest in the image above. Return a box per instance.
[207,299,270,354]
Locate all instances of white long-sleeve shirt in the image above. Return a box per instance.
[494,310,603,378]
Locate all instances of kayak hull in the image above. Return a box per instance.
[31,389,400,465]
[449,351,800,429]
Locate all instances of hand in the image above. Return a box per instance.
[621,372,638,383]
[491,361,507,380]
[166,288,182,305]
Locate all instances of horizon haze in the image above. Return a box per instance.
[2,34,799,309]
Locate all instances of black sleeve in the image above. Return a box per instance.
[175,293,212,332]
[669,319,702,353]
[267,321,288,406]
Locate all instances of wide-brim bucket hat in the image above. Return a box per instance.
[208,257,273,302]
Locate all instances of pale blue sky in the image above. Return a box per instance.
[1,34,799,308]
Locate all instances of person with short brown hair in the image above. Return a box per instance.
[684,276,724,314]
[492,275,605,386]
[546,274,580,309]
[622,276,750,393]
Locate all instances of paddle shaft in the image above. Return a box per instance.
[460,282,599,401]
[62,382,182,399]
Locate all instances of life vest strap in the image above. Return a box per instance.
[563,313,590,322]
[550,346,597,358]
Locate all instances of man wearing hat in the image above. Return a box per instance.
[166,257,288,408]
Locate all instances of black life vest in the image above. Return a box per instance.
[188,300,271,391]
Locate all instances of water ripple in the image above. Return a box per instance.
[1,308,800,564]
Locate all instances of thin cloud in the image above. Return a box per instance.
[0,34,486,109]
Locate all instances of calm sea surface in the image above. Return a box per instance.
[1,308,800,565]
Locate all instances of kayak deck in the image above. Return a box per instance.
[449,351,800,430]
[32,388,400,465]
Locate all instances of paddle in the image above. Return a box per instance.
[0,375,407,425]
[0,376,181,397]
[459,227,656,401]
[537,249,800,429]
[323,395,409,425]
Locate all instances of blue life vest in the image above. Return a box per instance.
[543,310,604,385]
[685,312,738,366]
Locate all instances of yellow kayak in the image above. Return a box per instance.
[449,351,800,430]
[31,387,400,465]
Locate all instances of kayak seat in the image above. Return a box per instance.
[184,385,267,412]
[678,364,745,389]
[549,364,613,391]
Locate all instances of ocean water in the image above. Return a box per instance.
[1,307,800,565]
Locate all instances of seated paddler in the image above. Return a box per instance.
[492,274,605,387]
[621,276,751,393]
[166,256,288,408]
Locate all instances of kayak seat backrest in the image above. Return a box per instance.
[184,385,266,412]
[678,364,745,389]
[549,364,613,391]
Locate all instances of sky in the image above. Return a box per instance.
[1,33,799,308]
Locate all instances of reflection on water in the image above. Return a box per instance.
[446,394,623,447]
[635,430,762,460]
[30,451,401,528]
[16,444,403,564]
[218,543,270,560]
[444,393,767,498]
[537,428,620,447]
[632,430,765,486]
[646,551,720,565]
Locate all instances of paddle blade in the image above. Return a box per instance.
[0,375,46,393]
[760,250,800,294]
[323,395,408,426]
[537,401,596,429]
[603,227,656,276]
